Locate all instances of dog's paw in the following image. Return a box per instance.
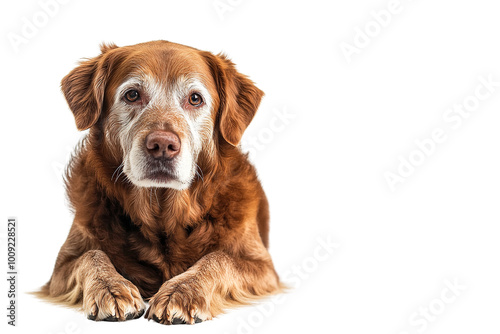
[83,276,145,321]
[145,277,211,325]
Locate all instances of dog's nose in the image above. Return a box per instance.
[145,131,181,159]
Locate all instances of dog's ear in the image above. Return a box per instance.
[61,43,119,131]
[203,52,264,146]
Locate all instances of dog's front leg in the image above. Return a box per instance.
[48,248,146,321]
[145,249,281,324]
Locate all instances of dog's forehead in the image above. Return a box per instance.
[115,42,212,86]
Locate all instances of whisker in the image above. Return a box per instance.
[154,188,160,207]
[111,162,124,182]
[115,169,126,184]
[195,163,204,182]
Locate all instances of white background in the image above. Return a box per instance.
[1,0,500,333]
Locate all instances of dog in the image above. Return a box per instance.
[37,40,282,324]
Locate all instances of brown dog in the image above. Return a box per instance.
[37,40,282,324]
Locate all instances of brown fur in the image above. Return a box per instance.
[36,40,282,324]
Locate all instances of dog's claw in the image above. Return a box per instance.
[171,317,185,324]
[126,308,144,320]
[169,316,202,325]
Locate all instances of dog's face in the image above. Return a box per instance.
[61,41,263,190]
[104,44,218,190]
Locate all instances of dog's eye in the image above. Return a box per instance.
[124,90,140,103]
[188,93,203,107]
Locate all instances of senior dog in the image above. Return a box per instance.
[37,40,282,325]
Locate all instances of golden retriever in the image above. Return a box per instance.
[37,40,282,324]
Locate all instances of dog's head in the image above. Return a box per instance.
[62,41,263,190]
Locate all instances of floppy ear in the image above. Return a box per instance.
[61,43,119,131]
[203,52,264,146]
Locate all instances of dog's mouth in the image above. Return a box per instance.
[127,149,193,190]
[142,163,179,182]
[145,170,176,182]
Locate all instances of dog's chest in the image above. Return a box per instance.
[94,205,219,298]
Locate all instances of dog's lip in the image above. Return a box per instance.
[144,170,177,182]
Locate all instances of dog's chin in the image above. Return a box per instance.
[127,170,191,190]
